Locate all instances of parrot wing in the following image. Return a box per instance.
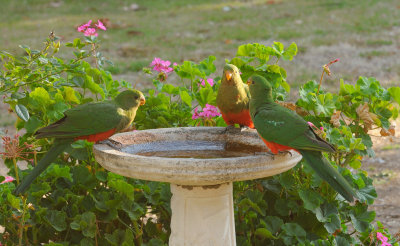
[35,101,124,139]
[253,104,335,152]
[244,83,251,99]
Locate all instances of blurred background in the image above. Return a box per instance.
[0,0,399,234]
[0,0,399,90]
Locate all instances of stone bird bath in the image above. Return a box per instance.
[93,127,302,246]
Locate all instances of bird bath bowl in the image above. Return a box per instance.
[93,127,302,246]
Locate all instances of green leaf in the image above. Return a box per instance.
[236,43,272,62]
[282,42,298,60]
[198,87,215,107]
[147,238,166,246]
[254,228,277,239]
[7,193,20,209]
[30,182,51,198]
[265,216,283,234]
[350,203,375,232]
[45,164,72,181]
[198,56,216,76]
[71,212,97,238]
[29,87,54,108]
[64,86,80,104]
[162,84,177,95]
[84,76,105,99]
[108,179,134,200]
[179,90,192,107]
[388,87,400,105]
[272,42,284,57]
[15,104,30,121]
[298,189,324,211]
[281,223,306,244]
[46,210,67,232]
[80,238,94,246]
[334,236,351,246]
[95,171,108,182]
[238,198,265,216]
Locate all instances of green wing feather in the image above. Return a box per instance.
[35,101,124,139]
[253,104,335,152]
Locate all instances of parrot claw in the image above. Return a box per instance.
[97,139,122,149]
[254,152,275,159]
[239,125,251,132]
[223,125,236,134]
[278,150,292,157]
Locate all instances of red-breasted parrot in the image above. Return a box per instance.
[247,75,357,202]
[216,64,254,129]
[14,89,145,195]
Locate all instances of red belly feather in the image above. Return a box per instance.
[258,134,299,154]
[74,128,116,143]
[221,110,254,128]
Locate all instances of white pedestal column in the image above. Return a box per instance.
[169,182,236,246]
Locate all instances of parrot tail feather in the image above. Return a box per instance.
[14,139,72,195]
[299,150,358,202]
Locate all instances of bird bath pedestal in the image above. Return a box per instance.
[93,127,301,246]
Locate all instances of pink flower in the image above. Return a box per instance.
[84,28,98,37]
[173,62,178,66]
[150,58,174,75]
[307,122,315,128]
[377,232,391,246]
[192,104,220,120]
[95,20,107,30]
[192,108,200,120]
[77,20,92,32]
[1,176,15,184]
[376,232,391,246]
[200,78,214,87]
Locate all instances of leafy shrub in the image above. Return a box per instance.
[0,31,399,245]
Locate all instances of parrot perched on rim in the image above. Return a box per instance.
[14,89,145,195]
[216,64,254,129]
[247,75,358,202]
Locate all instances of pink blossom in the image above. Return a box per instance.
[95,20,107,30]
[173,62,178,66]
[307,122,315,128]
[377,232,391,246]
[192,104,220,120]
[1,176,15,184]
[84,28,98,37]
[77,20,92,32]
[150,57,174,74]
[200,78,214,87]
[192,108,200,120]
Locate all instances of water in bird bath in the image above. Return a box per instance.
[120,140,267,159]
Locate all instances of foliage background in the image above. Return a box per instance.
[0,0,400,245]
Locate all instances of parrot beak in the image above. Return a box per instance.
[246,79,251,86]
[225,71,232,81]
[140,95,146,105]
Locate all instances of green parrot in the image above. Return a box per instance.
[14,89,145,195]
[216,64,254,129]
[247,75,358,202]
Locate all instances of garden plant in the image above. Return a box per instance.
[0,22,400,245]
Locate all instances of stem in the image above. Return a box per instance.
[18,196,27,246]
[33,150,37,167]
[317,69,325,95]
[13,158,19,185]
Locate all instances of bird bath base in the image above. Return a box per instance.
[170,183,235,246]
[93,127,302,246]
